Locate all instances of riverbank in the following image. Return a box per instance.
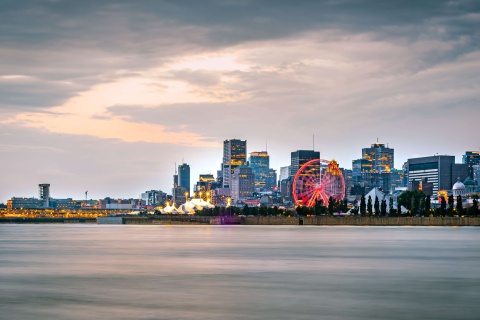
[2,215,479,226]
[120,215,480,226]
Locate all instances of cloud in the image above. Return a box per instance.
[1,0,479,201]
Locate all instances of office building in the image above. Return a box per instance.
[279,166,290,182]
[141,190,167,207]
[248,151,276,191]
[462,151,480,179]
[39,183,50,208]
[178,163,190,195]
[222,139,247,189]
[362,142,394,173]
[290,150,320,177]
[231,165,254,201]
[407,155,469,195]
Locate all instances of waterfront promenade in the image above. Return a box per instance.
[2,211,480,226]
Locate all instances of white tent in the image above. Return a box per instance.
[349,187,405,214]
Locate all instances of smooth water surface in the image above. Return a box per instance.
[1,225,479,320]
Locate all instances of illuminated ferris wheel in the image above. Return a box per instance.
[292,159,345,207]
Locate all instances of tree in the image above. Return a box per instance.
[360,195,366,216]
[425,196,431,214]
[410,196,417,215]
[397,201,402,215]
[367,196,373,216]
[259,205,268,216]
[456,195,463,215]
[328,196,335,215]
[389,197,394,215]
[398,190,425,213]
[374,196,380,215]
[380,199,387,216]
[243,204,250,216]
[315,200,326,215]
[440,196,447,212]
[468,196,478,216]
[448,195,454,216]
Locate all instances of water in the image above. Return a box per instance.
[0,225,479,320]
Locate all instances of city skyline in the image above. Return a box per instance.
[1,1,479,201]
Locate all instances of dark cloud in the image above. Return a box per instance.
[1,0,478,113]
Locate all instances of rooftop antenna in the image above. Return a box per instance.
[266,140,268,152]
[175,162,177,174]
[313,134,315,151]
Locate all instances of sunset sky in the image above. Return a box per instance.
[1,0,479,201]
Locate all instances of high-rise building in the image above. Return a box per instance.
[352,159,373,181]
[290,150,320,177]
[279,166,290,182]
[340,168,353,198]
[362,142,394,173]
[462,151,480,179]
[178,163,190,195]
[407,155,469,195]
[231,165,254,201]
[222,139,247,188]
[39,183,50,208]
[249,151,276,191]
[265,168,277,191]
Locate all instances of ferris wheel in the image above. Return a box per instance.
[292,159,345,207]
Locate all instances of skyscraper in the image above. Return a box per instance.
[231,165,254,201]
[222,139,247,188]
[462,151,480,179]
[290,150,320,177]
[249,151,271,191]
[362,142,394,173]
[178,163,190,195]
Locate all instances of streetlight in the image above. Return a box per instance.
[199,191,203,200]
[226,197,232,216]
[184,192,189,203]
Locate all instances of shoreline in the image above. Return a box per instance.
[2,216,480,226]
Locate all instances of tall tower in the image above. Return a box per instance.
[178,163,190,195]
[39,183,50,208]
[222,139,247,188]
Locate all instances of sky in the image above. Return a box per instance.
[1,0,479,202]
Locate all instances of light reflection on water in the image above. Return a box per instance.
[1,225,479,320]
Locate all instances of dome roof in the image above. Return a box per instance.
[464,177,476,186]
[452,177,465,190]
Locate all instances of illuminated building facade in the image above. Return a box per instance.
[194,174,219,199]
[407,155,468,195]
[231,165,254,201]
[248,151,277,191]
[462,151,480,179]
[288,150,320,198]
[290,150,320,177]
[362,142,394,173]
[222,139,247,189]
